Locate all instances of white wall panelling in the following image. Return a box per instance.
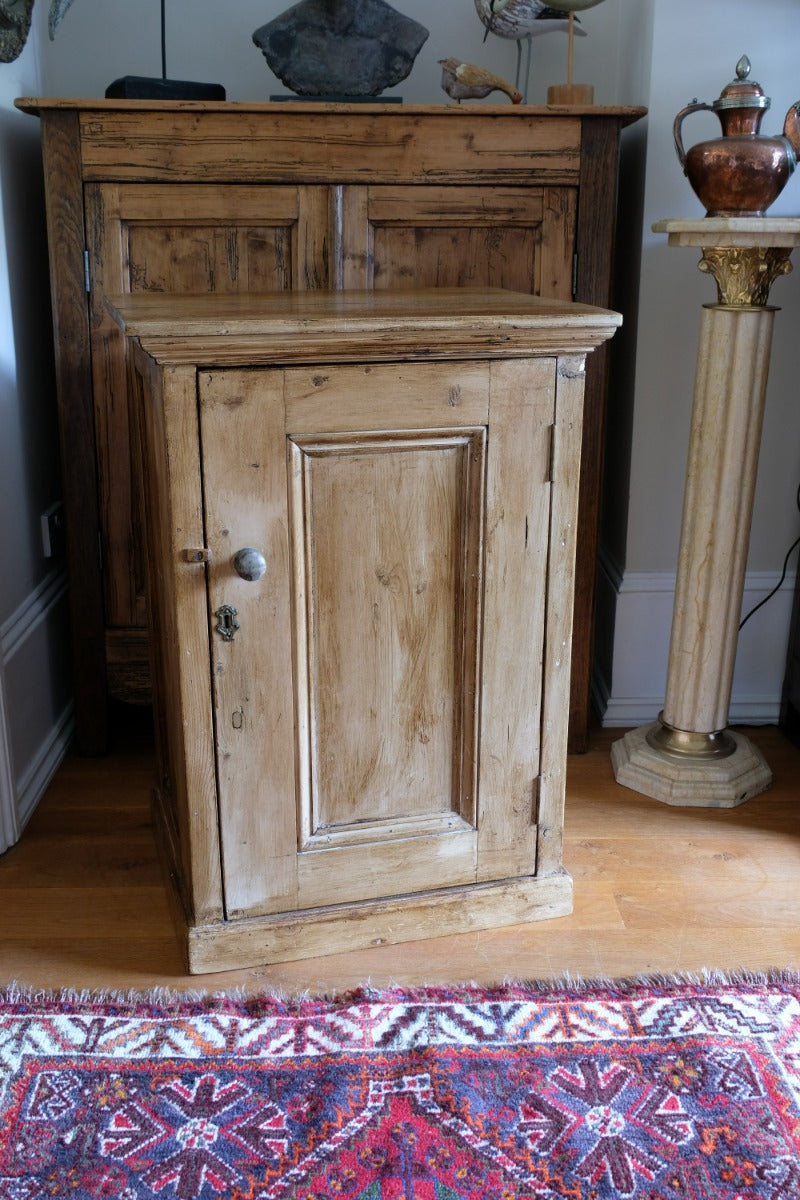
[0,570,74,851]
[595,553,796,729]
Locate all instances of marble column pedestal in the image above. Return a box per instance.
[613,218,800,807]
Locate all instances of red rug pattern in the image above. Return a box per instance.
[1,975,800,1198]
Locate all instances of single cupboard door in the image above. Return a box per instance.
[198,358,556,919]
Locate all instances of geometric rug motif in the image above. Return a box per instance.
[1,974,800,1198]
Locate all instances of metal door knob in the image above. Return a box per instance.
[233,547,267,581]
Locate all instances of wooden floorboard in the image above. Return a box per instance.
[2,711,800,995]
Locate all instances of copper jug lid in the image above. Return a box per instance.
[712,55,770,112]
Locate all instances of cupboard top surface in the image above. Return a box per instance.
[16,97,646,123]
[107,288,622,364]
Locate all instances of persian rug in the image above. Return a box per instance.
[1,974,800,1199]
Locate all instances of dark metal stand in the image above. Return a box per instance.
[105,0,224,100]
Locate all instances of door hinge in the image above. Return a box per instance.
[572,251,579,299]
[83,250,91,293]
[547,424,556,484]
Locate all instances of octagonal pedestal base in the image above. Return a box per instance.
[611,723,772,808]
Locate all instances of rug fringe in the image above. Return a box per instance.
[0,980,235,1007]
[501,966,800,995]
[3,967,800,1010]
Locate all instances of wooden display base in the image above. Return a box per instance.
[548,83,594,105]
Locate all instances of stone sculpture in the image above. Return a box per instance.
[0,0,34,62]
[253,0,429,97]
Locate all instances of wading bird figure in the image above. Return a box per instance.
[474,0,587,103]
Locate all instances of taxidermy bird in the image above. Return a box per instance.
[439,58,522,104]
[474,0,587,103]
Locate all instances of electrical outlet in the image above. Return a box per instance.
[41,502,65,560]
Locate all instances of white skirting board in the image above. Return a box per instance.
[0,570,74,854]
[0,663,18,854]
[594,556,796,729]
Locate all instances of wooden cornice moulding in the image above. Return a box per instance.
[107,289,622,366]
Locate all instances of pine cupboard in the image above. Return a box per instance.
[17,98,644,754]
[108,288,620,972]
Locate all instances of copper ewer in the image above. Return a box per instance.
[674,56,800,216]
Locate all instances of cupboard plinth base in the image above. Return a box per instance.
[611,723,772,808]
[185,874,574,975]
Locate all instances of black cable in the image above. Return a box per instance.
[739,481,800,631]
[161,0,167,81]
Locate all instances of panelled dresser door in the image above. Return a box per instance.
[198,358,555,923]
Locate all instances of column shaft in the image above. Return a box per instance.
[663,305,775,733]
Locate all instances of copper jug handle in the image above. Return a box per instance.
[673,101,712,171]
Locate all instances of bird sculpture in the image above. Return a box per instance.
[439,57,522,104]
[474,1,587,103]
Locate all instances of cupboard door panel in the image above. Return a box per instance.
[341,185,576,300]
[289,428,485,847]
[86,183,330,634]
[126,224,292,293]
